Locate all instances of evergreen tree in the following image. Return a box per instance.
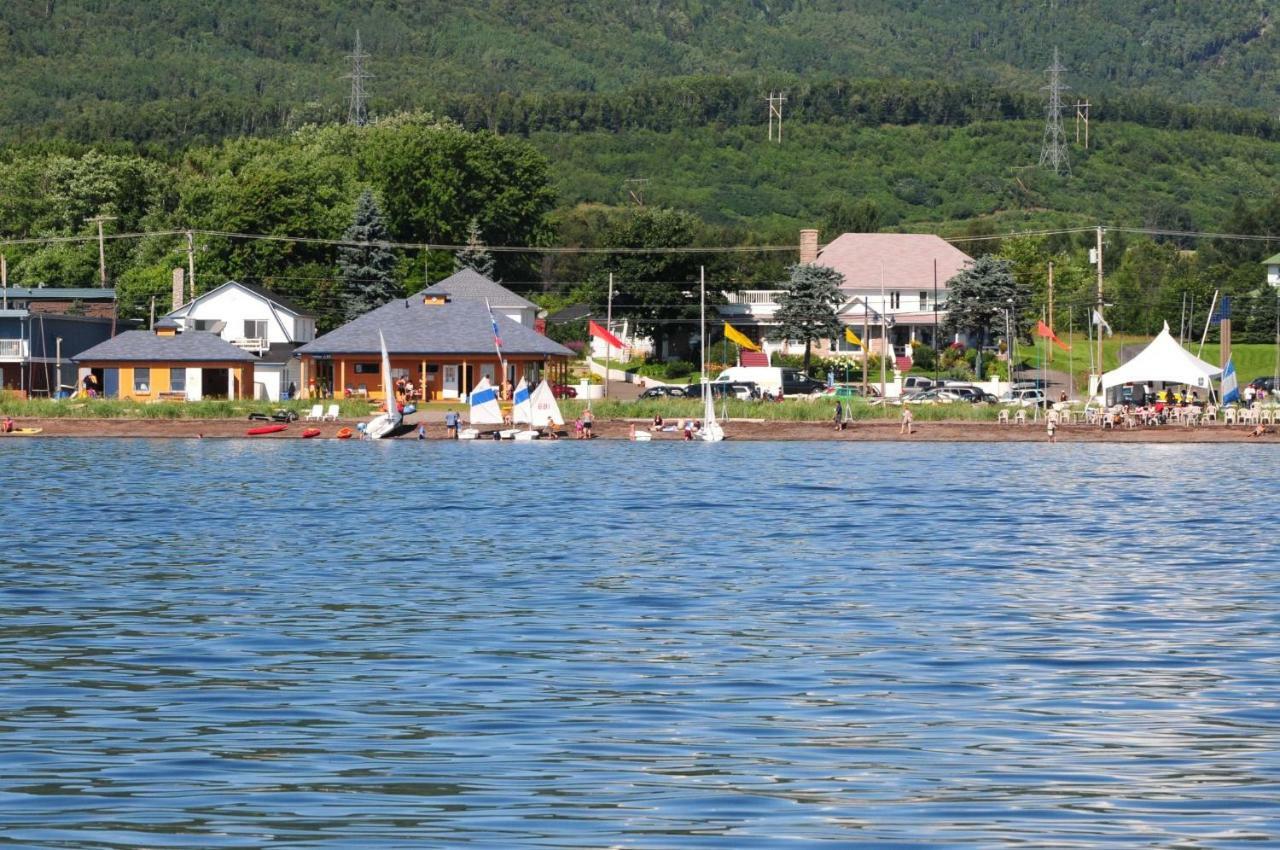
[337,189,399,322]
[455,218,496,279]
[769,263,845,374]
[942,255,1025,379]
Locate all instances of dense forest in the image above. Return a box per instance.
[1,1,1279,342]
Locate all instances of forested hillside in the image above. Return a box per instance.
[0,1,1276,143]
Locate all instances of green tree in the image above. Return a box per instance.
[454,218,496,279]
[822,198,881,235]
[943,255,1024,379]
[769,263,844,373]
[337,189,400,323]
[591,207,712,358]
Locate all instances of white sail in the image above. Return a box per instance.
[511,377,532,424]
[365,330,404,440]
[468,376,505,425]
[698,379,724,442]
[529,379,565,427]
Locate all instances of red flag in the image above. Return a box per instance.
[588,320,624,350]
[1035,320,1071,352]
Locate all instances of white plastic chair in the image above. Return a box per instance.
[998,409,1009,424]
[324,404,340,421]
[305,404,323,421]
[1223,408,1237,425]
[1014,410,1027,425]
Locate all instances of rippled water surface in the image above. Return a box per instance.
[2,439,1278,848]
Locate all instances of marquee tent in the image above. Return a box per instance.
[1100,322,1221,396]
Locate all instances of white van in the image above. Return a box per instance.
[713,367,826,397]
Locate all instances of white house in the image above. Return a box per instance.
[1265,253,1280,287]
[165,280,315,401]
[719,229,974,365]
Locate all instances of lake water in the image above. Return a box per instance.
[2,439,1278,848]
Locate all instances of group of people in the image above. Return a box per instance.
[572,408,594,439]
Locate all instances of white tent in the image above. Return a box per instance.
[1101,322,1220,396]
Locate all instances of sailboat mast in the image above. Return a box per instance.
[700,266,706,403]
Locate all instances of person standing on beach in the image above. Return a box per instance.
[1047,415,1057,443]
[444,408,459,439]
[582,407,594,439]
[900,406,914,435]
[834,400,843,431]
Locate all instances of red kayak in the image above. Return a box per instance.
[301,427,321,439]
[246,424,288,436]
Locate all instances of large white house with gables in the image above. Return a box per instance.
[164,280,316,400]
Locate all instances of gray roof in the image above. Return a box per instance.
[74,330,257,363]
[296,292,573,358]
[423,269,538,310]
[3,287,116,300]
[258,342,302,364]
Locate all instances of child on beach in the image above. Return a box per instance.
[900,406,914,435]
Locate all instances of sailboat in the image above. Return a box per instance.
[458,376,504,440]
[525,378,565,439]
[696,266,725,442]
[364,331,414,439]
[501,377,538,439]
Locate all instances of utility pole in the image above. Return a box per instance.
[1038,48,1071,175]
[1075,99,1090,147]
[1094,225,1104,395]
[605,273,613,399]
[86,214,116,287]
[1,253,7,310]
[149,295,156,330]
[186,230,197,300]
[346,30,372,126]
[766,91,786,142]
[623,178,648,207]
[1047,261,1054,364]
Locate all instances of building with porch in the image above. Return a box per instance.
[164,280,316,401]
[1,307,123,397]
[73,319,256,400]
[719,229,974,366]
[294,286,573,403]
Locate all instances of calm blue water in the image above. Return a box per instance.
[2,439,1278,848]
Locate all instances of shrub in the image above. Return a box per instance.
[664,360,693,378]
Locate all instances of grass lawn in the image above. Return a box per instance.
[0,396,376,419]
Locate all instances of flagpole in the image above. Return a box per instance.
[1197,289,1218,359]
[700,266,706,404]
[605,272,613,399]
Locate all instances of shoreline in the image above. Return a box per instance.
[5,417,1277,443]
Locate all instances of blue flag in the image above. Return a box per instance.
[1221,357,1239,404]
[1212,296,1232,324]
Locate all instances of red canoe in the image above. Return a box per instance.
[336,427,353,440]
[301,428,321,439]
[246,424,288,436]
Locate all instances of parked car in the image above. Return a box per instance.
[1000,388,1047,407]
[639,385,687,399]
[551,383,578,399]
[1248,376,1276,393]
[938,385,993,403]
[901,376,936,396]
[813,384,878,400]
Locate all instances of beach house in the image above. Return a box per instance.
[0,287,123,396]
[719,230,974,366]
[163,280,316,401]
[295,273,573,402]
[73,319,257,400]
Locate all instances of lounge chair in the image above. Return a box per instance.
[304,404,323,421]
[324,404,340,422]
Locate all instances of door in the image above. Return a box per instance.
[102,368,119,399]
[480,362,496,385]
[443,365,459,399]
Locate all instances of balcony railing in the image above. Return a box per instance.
[0,339,24,358]
[230,337,269,353]
[724,290,785,306]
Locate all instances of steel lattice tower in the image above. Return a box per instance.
[1038,47,1071,176]
[346,30,372,126]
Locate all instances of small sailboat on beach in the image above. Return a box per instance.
[459,376,504,439]
[503,377,542,440]
[527,378,565,439]
[696,266,725,442]
[364,331,415,439]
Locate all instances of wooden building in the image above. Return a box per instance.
[73,319,256,400]
[295,283,573,402]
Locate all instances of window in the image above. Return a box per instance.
[920,291,930,310]
[243,319,267,340]
[354,363,381,374]
[192,319,217,332]
[889,291,901,310]
[133,367,151,394]
[170,368,186,393]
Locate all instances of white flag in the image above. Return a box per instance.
[1092,309,1113,337]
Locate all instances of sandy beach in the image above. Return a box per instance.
[6,417,1277,442]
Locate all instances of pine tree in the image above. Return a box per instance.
[454,218,496,279]
[942,255,1024,379]
[337,189,399,322]
[769,263,845,373]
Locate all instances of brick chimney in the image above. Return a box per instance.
[171,267,185,311]
[799,229,819,265]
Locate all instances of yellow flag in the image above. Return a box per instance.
[844,326,862,347]
[723,322,761,352]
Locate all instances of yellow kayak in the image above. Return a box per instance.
[0,428,43,436]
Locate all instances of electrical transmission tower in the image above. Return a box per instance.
[1038,47,1070,175]
[765,91,786,142]
[346,30,372,126]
